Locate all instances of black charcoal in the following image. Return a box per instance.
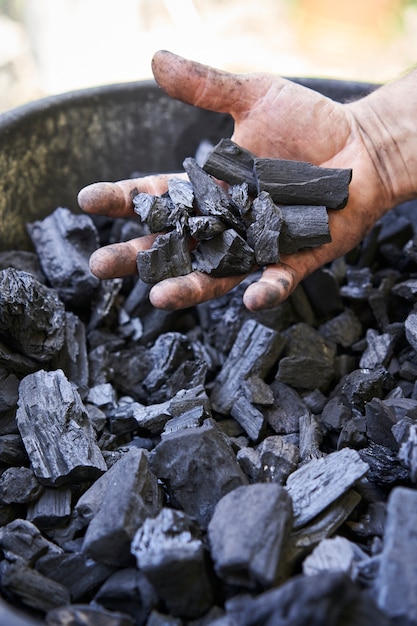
[16,369,107,486]
[279,205,331,253]
[210,319,286,415]
[398,423,417,482]
[188,215,227,240]
[133,192,175,232]
[45,604,135,626]
[132,507,213,619]
[27,206,100,306]
[94,568,157,624]
[302,535,370,580]
[0,267,66,363]
[364,397,401,451]
[137,230,192,283]
[319,308,363,348]
[27,486,72,530]
[192,228,255,277]
[0,466,43,505]
[285,448,369,529]
[230,393,266,442]
[51,310,89,390]
[253,156,352,209]
[208,483,293,588]
[202,138,257,195]
[149,419,248,528]
[298,413,324,463]
[359,328,396,368]
[246,191,282,265]
[0,433,28,465]
[0,518,62,563]
[358,442,409,485]
[341,366,395,412]
[263,381,309,435]
[81,448,162,566]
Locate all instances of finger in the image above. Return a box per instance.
[149,270,248,310]
[78,173,184,218]
[151,49,273,117]
[242,263,299,311]
[89,234,160,279]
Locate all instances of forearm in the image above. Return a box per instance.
[347,68,417,210]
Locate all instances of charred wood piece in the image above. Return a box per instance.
[202,137,257,195]
[137,230,192,283]
[192,229,255,277]
[246,191,282,265]
[279,205,331,254]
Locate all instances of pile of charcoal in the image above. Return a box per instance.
[1,141,417,626]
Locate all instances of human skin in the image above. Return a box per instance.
[78,50,417,311]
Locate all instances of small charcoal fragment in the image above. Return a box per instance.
[0,518,62,563]
[253,157,352,209]
[202,137,257,195]
[27,487,72,529]
[279,205,331,253]
[93,568,157,624]
[131,507,214,619]
[188,215,227,240]
[133,192,175,232]
[0,267,66,363]
[16,369,107,486]
[27,206,100,306]
[302,535,370,579]
[137,230,192,283]
[192,228,255,277]
[246,191,283,265]
[0,467,43,505]
[230,393,266,442]
[45,604,135,626]
[208,483,293,588]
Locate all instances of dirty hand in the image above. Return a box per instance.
[78,50,417,311]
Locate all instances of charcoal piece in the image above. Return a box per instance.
[1,560,70,613]
[320,395,353,432]
[110,399,171,436]
[238,436,300,485]
[289,490,362,562]
[148,359,208,405]
[285,447,369,529]
[81,448,162,567]
[339,267,373,300]
[302,389,327,414]
[225,571,389,626]
[45,604,135,626]
[301,267,344,319]
[88,277,123,332]
[0,518,62,563]
[0,467,43,505]
[302,536,370,580]
[208,483,292,589]
[85,403,107,434]
[341,366,395,412]
[109,345,153,400]
[27,206,99,306]
[392,277,417,301]
[0,267,66,363]
[188,215,227,240]
[162,405,206,435]
[358,443,409,485]
[405,310,417,351]
[202,138,257,195]
[51,311,88,390]
[337,411,367,450]
[229,182,252,217]
[210,319,286,415]
[0,368,19,414]
[142,332,195,394]
[278,205,331,254]
[0,339,40,376]
[359,328,396,369]
[246,192,282,266]
[137,230,192,284]
[364,397,401,451]
[253,157,352,209]
[243,375,274,406]
[299,413,324,463]
[168,177,194,209]
[131,508,214,619]
[149,419,248,529]
[94,568,157,624]
[183,157,245,234]
[26,487,72,529]
[319,308,362,348]
[36,551,115,603]
[133,192,175,232]
[193,228,255,277]
[0,433,28,465]
[169,384,211,418]
[16,369,107,486]
[263,381,309,435]
[276,323,336,392]
[398,423,417,482]
[346,501,386,539]
[373,487,417,623]
[145,610,183,626]
[230,393,266,442]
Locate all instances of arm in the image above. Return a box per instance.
[78,51,417,311]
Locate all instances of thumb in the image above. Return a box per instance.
[151,50,264,117]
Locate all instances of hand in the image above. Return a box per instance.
[78,50,417,311]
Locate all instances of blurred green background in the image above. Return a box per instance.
[0,0,416,113]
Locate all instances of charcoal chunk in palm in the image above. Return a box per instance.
[137,230,192,283]
[253,157,352,209]
[188,215,226,240]
[279,205,331,254]
[133,193,175,232]
[193,229,255,277]
[0,267,66,363]
[27,206,100,306]
[202,138,257,195]
[247,191,283,265]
